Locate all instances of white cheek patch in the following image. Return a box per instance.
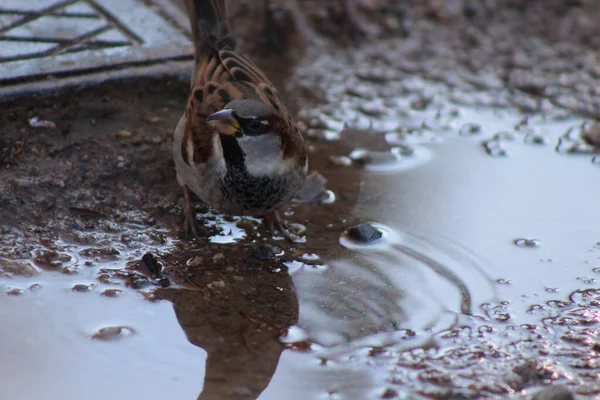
[237,135,288,177]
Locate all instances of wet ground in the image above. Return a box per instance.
[2,0,600,399]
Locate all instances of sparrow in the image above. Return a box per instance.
[173,0,308,241]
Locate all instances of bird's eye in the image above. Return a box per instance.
[247,119,263,134]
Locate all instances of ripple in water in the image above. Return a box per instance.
[288,223,494,359]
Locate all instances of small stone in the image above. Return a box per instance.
[101,289,123,297]
[158,277,170,287]
[380,388,399,399]
[250,244,279,261]
[72,284,91,292]
[3,260,40,277]
[150,135,162,144]
[28,116,56,128]
[142,253,161,278]
[92,326,135,341]
[7,288,24,296]
[582,123,600,147]
[532,386,574,400]
[130,276,152,289]
[79,247,120,260]
[145,116,162,123]
[29,284,42,292]
[458,123,482,136]
[115,130,133,138]
[33,250,71,270]
[207,280,226,289]
[346,223,383,244]
[212,253,225,262]
[329,155,353,167]
[187,256,202,267]
[243,264,261,272]
[61,265,80,275]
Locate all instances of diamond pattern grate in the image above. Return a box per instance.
[0,0,192,86]
[0,0,144,63]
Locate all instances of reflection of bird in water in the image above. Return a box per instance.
[155,246,298,400]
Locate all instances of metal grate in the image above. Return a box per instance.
[0,0,192,85]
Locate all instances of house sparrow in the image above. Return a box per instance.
[173,0,308,241]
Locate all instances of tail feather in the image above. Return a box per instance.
[184,0,232,56]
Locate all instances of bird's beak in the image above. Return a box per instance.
[207,109,240,136]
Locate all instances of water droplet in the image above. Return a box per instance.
[592,267,600,273]
[592,156,600,165]
[496,278,512,285]
[514,238,541,248]
[459,123,482,136]
[91,326,135,341]
[545,287,559,293]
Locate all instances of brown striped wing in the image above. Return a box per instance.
[182,50,297,166]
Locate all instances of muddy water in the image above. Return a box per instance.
[2,32,600,400]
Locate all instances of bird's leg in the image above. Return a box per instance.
[263,210,301,242]
[183,186,209,240]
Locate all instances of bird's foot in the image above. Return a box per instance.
[264,210,303,243]
[182,186,209,241]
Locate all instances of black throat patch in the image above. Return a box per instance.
[218,134,293,213]
[219,134,246,172]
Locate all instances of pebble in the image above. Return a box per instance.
[142,252,161,277]
[115,130,133,138]
[92,326,135,341]
[207,280,226,289]
[101,289,123,297]
[7,288,24,296]
[532,386,574,400]
[329,155,353,167]
[72,284,91,292]
[346,223,383,244]
[3,260,40,277]
[251,244,280,261]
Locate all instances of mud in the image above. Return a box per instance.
[2,0,600,399]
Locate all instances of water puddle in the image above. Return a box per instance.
[2,30,600,400]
